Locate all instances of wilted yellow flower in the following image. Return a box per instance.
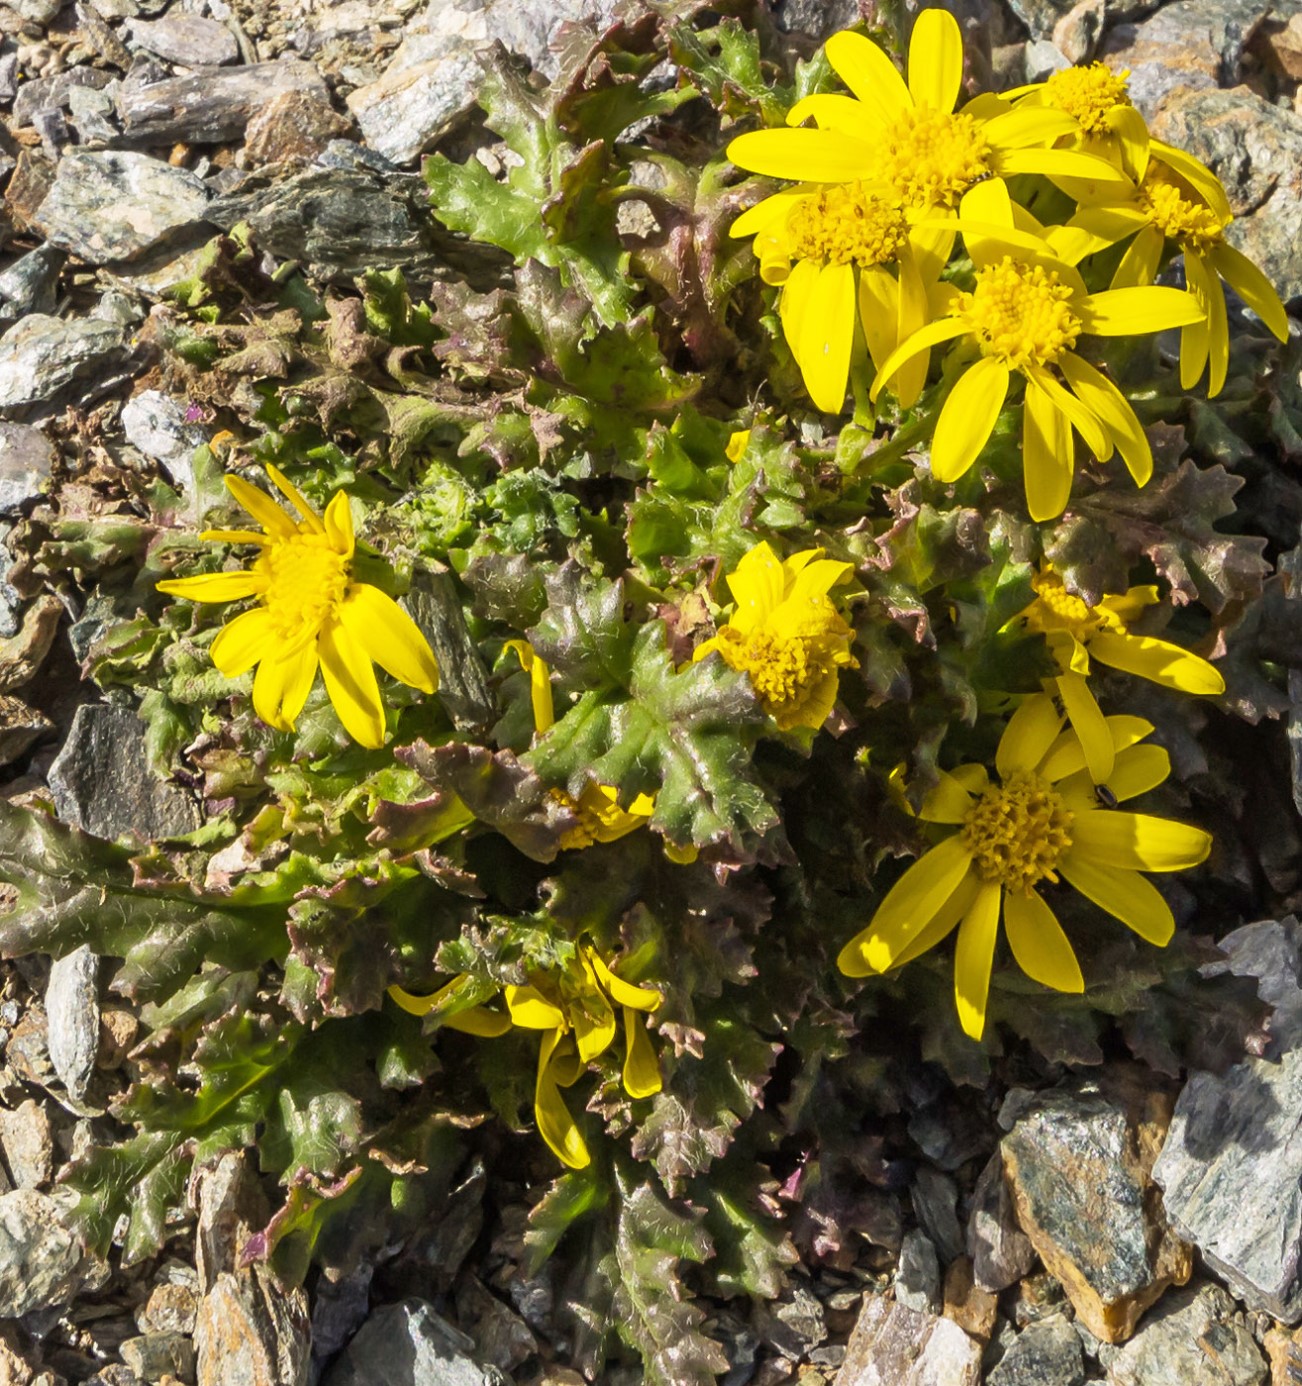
[1062,145,1289,396]
[157,465,438,748]
[1013,566,1225,783]
[389,946,662,1169]
[838,693,1212,1040]
[871,180,1205,521]
[693,541,858,732]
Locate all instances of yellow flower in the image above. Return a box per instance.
[1012,566,1225,783]
[1006,63,1148,174]
[692,540,858,732]
[725,429,752,463]
[871,179,1205,521]
[725,11,1131,412]
[506,641,696,861]
[157,465,438,748]
[389,946,662,1169]
[1062,145,1289,395]
[838,693,1212,1040]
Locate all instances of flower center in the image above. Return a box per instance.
[1044,63,1131,137]
[962,771,1074,893]
[878,108,991,210]
[1138,167,1225,252]
[552,789,603,852]
[715,623,847,728]
[257,533,350,643]
[786,183,909,267]
[956,257,1082,369]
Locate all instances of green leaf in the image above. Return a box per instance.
[703,1182,799,1299]
[524,1165,611,1273]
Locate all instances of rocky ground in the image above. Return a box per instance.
[1,0,1302,1383]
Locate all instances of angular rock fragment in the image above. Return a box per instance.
[118,60,328,143]
[832,1293,982,1386]
[1000,1073,1191,1343]
[0,1099,53,1189]
[894,1229,941,1314]
[242,90,352,167]
[0,423,54,514]
[967,1152,1038,1294]
[0,315,128,415]
[46,946,100,1104]
[323,1299,493,1386]
[1105,1282,1266,1386]
[0,693,50,768]
[987,1312,1084,1386]
[0,1189,95,1317]
[127,14,238,66]
[33,150,210,264]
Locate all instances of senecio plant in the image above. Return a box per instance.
[1,6,1296,1381]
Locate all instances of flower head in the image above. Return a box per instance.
[871,179,1205,520]
[390,946,662,1169]
[1012,566,1224,783]
[1063,144,1289,396]
[1006,63,1148,173]
[693,541,858,732]
[838,693,1212,1039]
[157,465,438,748]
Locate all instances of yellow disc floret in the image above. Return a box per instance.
[1138,166,1225,252]
[961,771,1074,893]
[878,108,991,209]
[1044,63,1132,136]
[255,533,350,645]
[1022,568,1123,640]
[786,183,910,267]
[956,257,1082,370]
[713,620,854,732]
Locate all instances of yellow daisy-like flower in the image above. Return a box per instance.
[692,540,858,732]
[871,180,1205,521]
[1062,145,1290,397]
[838,693,1212,1040]
[156,465,438,748]
[1005,63,1148,175]
[389,946,662,1170]
[1012,566,1225,784]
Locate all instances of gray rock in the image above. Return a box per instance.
[120,389,208,493]
[196,1270,310,1386]
[118,59,328,144]
[988,1313,1084,1386]
[127,13,238,65]
[204,165,445,283]
[1000,1074,1192,1344]
[1148,86,1302,306]
[242,89,353,167]
[0,422,55,513]
[48,703,202,841]
[771,0,861,37]
[67,80,121,145]
[1153,1042,1302,1321]
[1024,38,1071,80]
[0,1099,53,1188]
[1104,1282,1265,1386]
[323,1298,494,1386]
[14,0,63,21]
[910,1165,964,1266]
[1205,915,1302,1052]
[754,1284,827,1361]
[12,67,114,127]
[45,946,100,1103]
[0,1189,93,1317]
[88,0,139,16]
[894,1230,941,1315]
[968,1152,1038,1294]
[346,0,622,165]
[833,1293,982,1386]
[0,693,52,767]
[0,314,128,415]
[0,247,63,324]
[121,1331,196,1383]
[33,150,210,265]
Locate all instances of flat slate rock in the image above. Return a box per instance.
[117,59,328,143]
[0,314,128,415]
[1000,1074,1192,1344]
[833,1294,982,1386]
[323,1298,494,1386]
[46,945,100,1103]
[33,150,210,265]
[1104,1282,1266,1386]
[127,13,239,65]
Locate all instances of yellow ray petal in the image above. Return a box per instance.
[907,8,962,113]
[1059,856,1174,945]
[858,263,899,376]
[209,605,277,678]
[726,128,876,183]
[893,250,930,407]
[571,993,617,1065]
[725,540,786,632]
[337,584,439,694]
[837,834,975,975]
[997,147,1130,184]
[1210,241,1290,341]
[225,474,296,538]
[318,616,386,748]
[1055,671,1115,784]
[1022,373,1075,523]
[996,691,1064,780]
[870,317,969,403]
[796,260,856,414]
[1149,140,1231,221]
[1058,742,1171,804]
[1025,364,1111,463]
[323,490,355,557]
[784,93,882,143]
[251,643,319,732]
[622,1008,662,1099]
[265,464,325,532]
[982,105,1079,149]
[535,1030,590,1170]
[918,769,976,824]
[441,1006,514,1037]
[198,528,271,547]
[731,189,806,240]
[1057,352,1152,486]
[954,881,1002,1041]
[930,357,1010,483]
[156,570,265,604]
[588,950,662,1012]
[1004,888,1084,992]
[1070,809,1212,871]
[1088,629,1224,694]
[505,985,567,1030]
[889,871,980,969]
[505,638,555,733]
[1041,714,1154,782]
[1112,223,1164,289]
[1110,105,1150,180]
[824,30,911,127]
[779,255,819,356]
[1079,285,1205,334]
[1187,249,1229,396]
